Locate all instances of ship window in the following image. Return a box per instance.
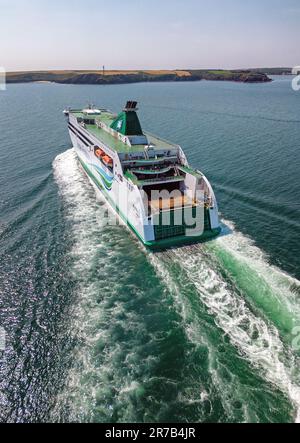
[84,118,95,125]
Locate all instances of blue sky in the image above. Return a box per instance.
[0,0,299,71]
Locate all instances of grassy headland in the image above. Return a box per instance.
[6,69,272,85]
[248,67,292,75]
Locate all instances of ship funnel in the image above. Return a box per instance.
[110,101,143,136]
[124,101,138,112]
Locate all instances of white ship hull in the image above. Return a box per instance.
[66,105,221,249]
[69,130,154,244]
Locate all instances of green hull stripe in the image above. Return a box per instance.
[144,228,221,250]
[78,157,220,249]
[78,158,147,244]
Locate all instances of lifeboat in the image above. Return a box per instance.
[95,148,105,159]
[102,155,113,167]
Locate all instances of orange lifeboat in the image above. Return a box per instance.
[102,155,113,166]
[95,148,104,159]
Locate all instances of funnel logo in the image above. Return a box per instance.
[292,66,300,91]
[0,68,6,91]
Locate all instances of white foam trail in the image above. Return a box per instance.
[53,150,300,422]
[52,149,161,422]
[214,221,300,421]
[150,233,300,422]
[217,219,300,314]
[53,149,115,420]
[53,148,115,275]
[147,251,254,421]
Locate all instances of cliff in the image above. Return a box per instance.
[6,69,272,85]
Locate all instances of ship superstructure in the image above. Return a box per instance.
[65,101,221,248]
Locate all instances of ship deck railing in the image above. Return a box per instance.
[121,156,179,166]
[124,170,185,187]
[148,196,205,215]
[144,131,181,150]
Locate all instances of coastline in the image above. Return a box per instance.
[6,69,272,86]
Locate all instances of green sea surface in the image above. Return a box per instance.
[0,77,300,423]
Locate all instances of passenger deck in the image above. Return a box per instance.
[71,110,178,154]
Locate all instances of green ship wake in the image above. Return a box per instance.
[53,149,300,423]
[150,239,300,422]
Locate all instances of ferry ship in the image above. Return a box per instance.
[64,102,221,249]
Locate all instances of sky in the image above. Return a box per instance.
[0,0,299,71]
